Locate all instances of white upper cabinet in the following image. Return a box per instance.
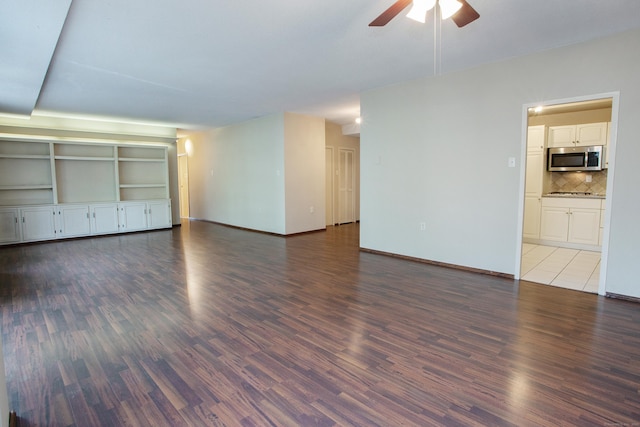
[548,122,608,147]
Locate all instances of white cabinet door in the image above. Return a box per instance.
[20,206,56,241]
[119,202,147,231]
[576,122,607,146]
[548,126,576,147]
[57,205,91,237]
[147,200,171,229]
[91,204,119,235]
[527,125,545,153]
[525,150,543,196]
[540,207,569,242]
[568,208,601,245]
[523,196,541,240]
[0,208,21,244]
[548,123,607,147]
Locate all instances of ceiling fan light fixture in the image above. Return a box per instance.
[406,0,436,23]
[439,0,462,19]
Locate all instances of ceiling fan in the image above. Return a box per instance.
[369,0,480,27]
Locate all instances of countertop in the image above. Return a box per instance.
[543,192,606,199]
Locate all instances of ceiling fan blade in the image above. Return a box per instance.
[451,0,480,27]
[369,0,414,26]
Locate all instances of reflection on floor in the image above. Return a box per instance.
[521,244,600,293]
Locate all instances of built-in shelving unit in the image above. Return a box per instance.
[0,140,54,206]
[0,137,171,245]
[118,146,169,201]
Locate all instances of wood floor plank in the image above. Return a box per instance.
[2,220,640,425]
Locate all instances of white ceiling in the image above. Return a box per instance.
[3,0,640,129]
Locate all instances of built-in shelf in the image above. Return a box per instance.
[118,157,164,162]
[0,185,53,190]
[1,138,168,206]
[55,156,116,161]
[119,184,166,188]
[0,154,51,160]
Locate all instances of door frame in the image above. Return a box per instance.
[325,146,335,226]
[177,153,190,219]
[338,147,356,225]
[515,91,620,296]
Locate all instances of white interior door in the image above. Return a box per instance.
[338,148,355,224]
[325,147,334,226]
[178,154,190,219]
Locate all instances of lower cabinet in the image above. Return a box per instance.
[0,199,171,245]
[119,202,148,232]
[91,204,120,235]
[56,205,91,238]
[147,200,172,229]
[21,206,57,242]
[0,208,21,244]
[540,198,602,246]
[523,196,541,240]
[119,200,172,231]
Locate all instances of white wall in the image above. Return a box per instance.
[186,114,287,234]
[186,112,327,235]
[283,113,326,234]
[360,28,640,298]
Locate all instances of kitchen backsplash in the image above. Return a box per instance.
[548,170,607,194]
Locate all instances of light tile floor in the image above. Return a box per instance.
[520,244,600,293]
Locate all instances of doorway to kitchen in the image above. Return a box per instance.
[518,93,618,295]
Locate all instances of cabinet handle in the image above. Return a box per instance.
[22,217,25,223]
[14,217,17,224]
[93,212,96,218]
[87,212,90,219]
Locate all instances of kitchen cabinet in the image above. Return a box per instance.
[0,208,20,243]
[599,201,606,246]
[540,198,601,246]
[20,206,57,242]
[547,122,608,148]
[523,126,545,240]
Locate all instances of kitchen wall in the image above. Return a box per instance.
[547,170,607,194]
[532,106,611,196]
[360,28,640,298]
[528,108,611,127]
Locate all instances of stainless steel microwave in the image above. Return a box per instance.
[547,145,604,172]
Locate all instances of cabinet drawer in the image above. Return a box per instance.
[541,197,601,209]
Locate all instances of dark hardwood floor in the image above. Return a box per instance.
[1,221,639,426]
